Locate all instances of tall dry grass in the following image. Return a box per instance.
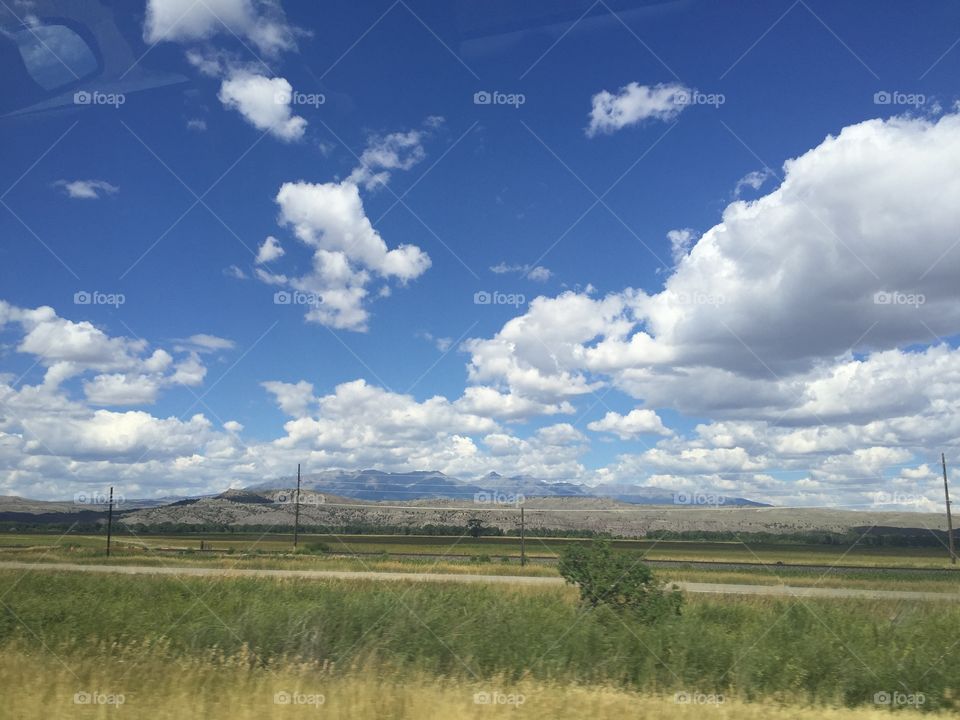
[0,642,949,719]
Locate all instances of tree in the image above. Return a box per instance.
[558,538,682,622]
[466,518,484,539]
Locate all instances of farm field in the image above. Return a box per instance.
[0,569,956,717]
[2,532,958,592]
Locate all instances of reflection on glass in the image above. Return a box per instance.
[13,23,97,91]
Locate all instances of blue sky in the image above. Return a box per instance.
[2,0,960,507]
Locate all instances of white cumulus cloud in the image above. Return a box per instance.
[588,409,673,439]
[218,72,306,141]
[256,235,285,264]
[268,179,431,330]
[586,82,689,137]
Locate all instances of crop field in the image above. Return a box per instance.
[0,569,957,717]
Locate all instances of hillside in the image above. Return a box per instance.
[115,490,951,538]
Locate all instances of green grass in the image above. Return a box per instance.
[0,545,558,576]
[659,565,960,593]
[1,569,957,711]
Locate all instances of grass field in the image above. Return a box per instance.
[0,569,957,715]
[659,566,960,593]
[3,530,958,567]
[0,545,559,576]
[2,531,958,593]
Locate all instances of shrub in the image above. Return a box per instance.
[558,538,682,622]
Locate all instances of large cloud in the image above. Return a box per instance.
[250,121,440,330]
[456,112,960,507]
[262,179,430,331]
[634,113,960,375]
[468,113,960,400]
[0,301,203,402]
[276,181,430,281]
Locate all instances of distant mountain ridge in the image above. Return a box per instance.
[248,469,490,502]
[246,468,768,506]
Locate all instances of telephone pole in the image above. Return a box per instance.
[942,453,956,564]
[520,506,526,567]
[105,486,114,557]
[293,463,302,550]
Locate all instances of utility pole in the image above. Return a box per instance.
[520,506,526,567]
[106,486,114,558]
[293,463,302,550]
[943,453,956,565]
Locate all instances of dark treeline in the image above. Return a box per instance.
[0,520,956,548]
[644,528,958,548]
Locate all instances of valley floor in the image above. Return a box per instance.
[2,559,960,601]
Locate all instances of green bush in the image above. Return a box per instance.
[558,538,682,622]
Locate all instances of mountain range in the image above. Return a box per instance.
[247,469,768,506]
